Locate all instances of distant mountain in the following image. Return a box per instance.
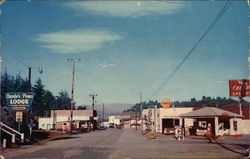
[95,103,134,115]
[77,103,134,118]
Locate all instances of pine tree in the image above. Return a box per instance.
[55,90,71,110]
[32,78,49,117]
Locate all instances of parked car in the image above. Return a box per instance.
[116,125,122,129]
[98,126,107,130]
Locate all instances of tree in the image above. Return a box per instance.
[32,78,50,117]
[55,90,71,110]
[1,71,30,127]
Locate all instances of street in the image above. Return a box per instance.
[1,128,247,159]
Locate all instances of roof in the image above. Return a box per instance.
[219,102,250,119]
[51,110,93,117]
[180,107,243,118]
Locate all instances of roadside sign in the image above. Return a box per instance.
[16,112,23,122]
[161,99,171,109]
[174,126,183,138]
[229,79,250,97]
[6,92,35,112]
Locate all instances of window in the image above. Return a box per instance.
[199,121,207,128]
[233,121,237,131]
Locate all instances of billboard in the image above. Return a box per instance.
[6,92,35,112]
[229,79,250,97]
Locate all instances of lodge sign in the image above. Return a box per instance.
[6,92,35,112]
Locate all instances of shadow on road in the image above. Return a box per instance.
[52,136,80,141]
[213,139,248,157]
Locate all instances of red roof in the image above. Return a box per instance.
[220,106,249,119]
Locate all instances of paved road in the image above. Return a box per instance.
[1,128,248,159]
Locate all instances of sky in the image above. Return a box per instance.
[1,1,249,106]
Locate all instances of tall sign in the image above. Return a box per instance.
[6,92,35,112]
[229,79,250,97]
[161,98,171,109]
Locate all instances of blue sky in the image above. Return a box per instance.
[1,1,249,105]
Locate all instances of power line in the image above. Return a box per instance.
[147,0,233,100]
[5,49,30,68]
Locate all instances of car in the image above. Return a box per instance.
[109,125,115,128]
[98,126,107,130]
[116,125,122,129]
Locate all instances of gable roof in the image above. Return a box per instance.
[180,107,243,118]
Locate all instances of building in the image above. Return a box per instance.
[38,110,95,131]
[141,107,194,134]
[109,115,121,126]
[219,102,250,120]
[108,112,133,128]
[180,107,247,136]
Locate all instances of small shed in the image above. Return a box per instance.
[180,107,243,136]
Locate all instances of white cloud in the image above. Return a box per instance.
[35,29,122,54]
[63,1,186,18]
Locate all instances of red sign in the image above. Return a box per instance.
[12,106,27,110]
[161,99,171,109]
[229,79,250,97]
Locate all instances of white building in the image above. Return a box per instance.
[38,110,94,130]
[142,107,194,134]
[38,117,53,130]
[108,115,131,127]
[180,107,249,136]
[109,115,121,126]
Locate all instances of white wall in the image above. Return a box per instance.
[56,116,70,122]
[109,116,121,125]
[240,120,250,134]
[142,107,194,133]
[39,118,53,130]
[73,116,90,121]
[159,108,194,118]
[230,119,250,135]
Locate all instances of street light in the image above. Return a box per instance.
[68,58,80,133]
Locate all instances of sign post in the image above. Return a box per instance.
[229,79,250,97]
[161,99,171,109]
[229,79,250,116]
[16,112,23,132]
[6,92,35,132]
[174,126,184,141]
[6,92,35,112]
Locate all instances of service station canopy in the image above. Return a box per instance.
[6,92,35,112]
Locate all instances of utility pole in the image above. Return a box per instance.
[135,107,137,130]
[102,103,104,125]
[89,94,97,130]
[28,67,31,92]
[140,92,143,132]
[68,58,80,133]
[27,67,31,134]
[89,94,98,110]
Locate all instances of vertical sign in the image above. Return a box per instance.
[229,79,250,97]
[16,112,23,122]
